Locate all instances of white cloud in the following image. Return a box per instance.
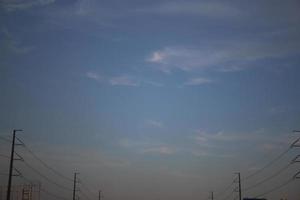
[192,129,296,153]
[142,146,175,155]
[109,75,139,87]
[269,105,289,115]
[2,0,55,12]
[0,28,34,56]
[86,71,101,81]
[137,1,240,18]
[86,72,165,88]
[145,120,164,128]
[147,39,300,73]
[184,77,213,86]
[85,72,140,87]
[118,138,176,156]
[147,51,166,63]
[192,129,274,144]
[144,81,164,87]
[191,150,234,158]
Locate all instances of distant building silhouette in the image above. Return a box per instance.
[0,184,40,200]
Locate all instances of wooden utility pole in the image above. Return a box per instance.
[73,173,79,200]
[6,129,22,200]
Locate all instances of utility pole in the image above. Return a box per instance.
[6,129,22,200]
[292,130,300,179]
[210,191,214,200]
[73,173,79,200]
[98,190,101,200]
[234,172,242,200]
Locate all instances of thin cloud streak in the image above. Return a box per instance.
[145,120,164,128]
[85,72,166,87]
[183,77,213,86]
[85,72,139,87]
[109,75,139,87]
[147,39,300,73]
[118,138,176,156]
[2,0,55,12]
[0,28,34,56]
[136,1,240,18]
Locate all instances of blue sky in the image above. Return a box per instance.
[1,0,300,200]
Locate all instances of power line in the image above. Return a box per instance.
[80,190,92,200]
[220,190,234,200]
[253,178,294,198]
[0,154,10,159]
[243,146,291,181]
[243,163,292,192]
[0,135,11,143]
[40,187,69,200]
[22,139,73,182]
[80,180,98,199]
[215,181,234,199]
[20,175,69,200]
[22,159,73,191]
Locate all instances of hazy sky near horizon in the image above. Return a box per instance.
[1,0,300,200]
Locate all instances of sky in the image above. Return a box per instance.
[0,0,300,200]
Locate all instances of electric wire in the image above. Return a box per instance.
[243,163,292,192]
[0,135,10,143]
[22,159,73,191]
[2,136,95,200]
[20,175,69,200]
[243,146,291,181]
[80,180,98,199]
[215,181,234,199]
[80,189,92,200]
[253,178,294,198]
[40,187,69,200]
[0,154,10,159]
[22,140,73,182]
[220,190,234,200]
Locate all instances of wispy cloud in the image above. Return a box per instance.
[144,80,164,87]
[2,0,55,12]
[85,72,139,87]
[145,120,164,128]
[137,1,240,18]
[183,77,213,86]
[86,72,167,87]
[109,75,139,87]
[192,129,294,151]
[192,129,272,144]
[0,28,33,58]
[86,71,102,81]
[190,150,234,158]
[118,138,176,156]
[142,146,175,155]
[147,39,300,73]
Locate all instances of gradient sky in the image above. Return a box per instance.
[1,0,300,200]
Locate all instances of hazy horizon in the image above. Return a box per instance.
[1,0,300,200]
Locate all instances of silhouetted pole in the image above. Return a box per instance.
[292,130,300,179]
[235,172,242,200]
[6,129,22,200]
[211,191,214,200]
[98,190,101,200]
[73,173,78,200]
